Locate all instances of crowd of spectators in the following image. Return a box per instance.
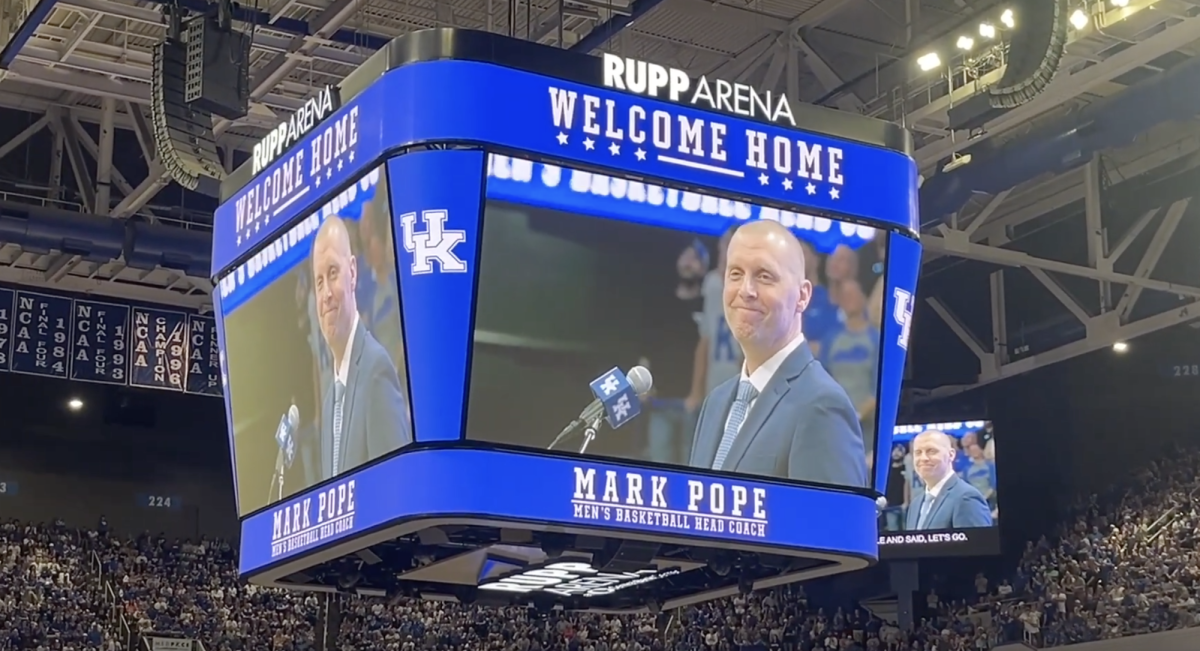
[6,447,1200,651]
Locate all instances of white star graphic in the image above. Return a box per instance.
[758,173,769,186]
[609,142,621,156]
[337,159,344,171]
[806,183,817,195]
[583,138,595,151]
[315,176,322,187]
[830,187,840,200]
[326,168,333,180]
[236,235,242,246]
[349,151,355,162]
[635,148,647,161]
[556,132,569,146]
[782,178,794,191]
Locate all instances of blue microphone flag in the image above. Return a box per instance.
[587,367,642,429]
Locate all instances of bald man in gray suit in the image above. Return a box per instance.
[307,216,412,484]
[688,221,867,486]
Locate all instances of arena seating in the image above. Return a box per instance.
[5,447,1200,651]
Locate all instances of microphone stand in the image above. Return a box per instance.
[268,449,286,503]
[577,414,604,455]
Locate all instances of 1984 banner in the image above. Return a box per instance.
[0,286,221,396]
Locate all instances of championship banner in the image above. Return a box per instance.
[131,307,189,391]
[0,285,220,396]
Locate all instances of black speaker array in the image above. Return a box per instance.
[150,16,250,191]
[988,0,1069,108]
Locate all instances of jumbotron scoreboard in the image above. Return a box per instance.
[211,29,921,612]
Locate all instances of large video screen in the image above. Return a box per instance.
[466,170,889,490]
[878,420,1000,557]
[217,165,413,516]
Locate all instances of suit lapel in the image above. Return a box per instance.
[338,321,368,471]
[722,343,816,472]
[697,382,736,469]
[925,474,958,525]
[907,490,924,529]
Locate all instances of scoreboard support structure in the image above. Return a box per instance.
[211,29,921,612]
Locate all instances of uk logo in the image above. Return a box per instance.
[400,209,468,275]
[892,288,914,350]
[588,367,642,429]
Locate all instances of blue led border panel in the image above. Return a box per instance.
[213,59,919,274]
[239,446,878,575]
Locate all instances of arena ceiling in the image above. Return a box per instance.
[0,0,1197,398]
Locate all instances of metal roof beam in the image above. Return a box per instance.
[0,90,258,152]
[914,13,1200,168]
[934,122,1200,254]
[68,113,158,220]
[705,33,781,79]
[672,0,788,32]
[54,109,96,213]
[1028,268,1092,324]
[921,302,1200,401]
[923,231,1200,298]
[926,296,990,367]
[1116,198,1189,322]
[56,0,369,68]
[16,42,305,114]
[0,115,49,162]
[110,169,169,219]
[119,0,369,219]
[793,35,863,111]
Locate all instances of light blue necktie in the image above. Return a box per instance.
[713,380,758,471]
[917,491,934,529]
[332,380,346,475]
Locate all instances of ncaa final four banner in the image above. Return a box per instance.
[0,285,220,396]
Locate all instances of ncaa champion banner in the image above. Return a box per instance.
[131,307,189,391]
[0,285,220,396]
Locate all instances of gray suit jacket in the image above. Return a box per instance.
[313,321,412,483]
[905,473,993,531]
[688,343,867,486]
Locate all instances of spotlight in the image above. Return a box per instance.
[1112,342,1128,353]
[1069,8,1089,29]
[979,22,996,39]
[917,52,942,72]
[67,398,83,411]
[1111,0,1128,5]
[1000,8,1015,28]
[956,36,975,51]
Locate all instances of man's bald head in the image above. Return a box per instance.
[722,220,814,369]
[730,220,809,282]
[315,215,353,255]
[312,215,359,361]
[912,430,956,486]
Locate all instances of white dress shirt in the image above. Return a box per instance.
[723,332,806,435]
[334,313,360,386]
[922,469,955,499]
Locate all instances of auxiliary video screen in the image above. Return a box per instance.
[878,420,1000,557]
[217,165,413,516]
[466,163,889,491]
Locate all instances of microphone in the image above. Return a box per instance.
[548,366,654,450]
[274,404,300,474]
